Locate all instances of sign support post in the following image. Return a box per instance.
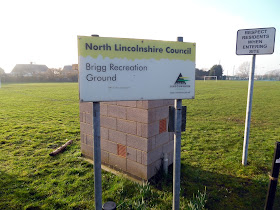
[78,34,196,209]
[236,27,276,166]
[242,54,256,165]
[173,98,182,210]
[172,36,183,210]
[90,34,102,210]
[264,142,280,209]
[93,101,102,210]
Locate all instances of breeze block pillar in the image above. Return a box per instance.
[80,100,174,180]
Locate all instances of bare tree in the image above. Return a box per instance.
[48,68,62,75]
[237,61,251,78]
[264,70,280,80]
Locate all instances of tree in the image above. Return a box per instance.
[195,68,209,80]
[237,62,250,78]
[264,70,280,81]
[0,67,5,75]
[209,65,223,79]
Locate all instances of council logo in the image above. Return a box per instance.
[174,73,190,84]
[170,73,190,88]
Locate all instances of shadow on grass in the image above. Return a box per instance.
[1,164,280,209]
[149,163,280,210]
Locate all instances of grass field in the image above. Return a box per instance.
[0,81,280,209]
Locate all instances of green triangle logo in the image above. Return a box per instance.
[175,73,189,84]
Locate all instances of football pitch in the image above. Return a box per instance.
[0,81,280,209]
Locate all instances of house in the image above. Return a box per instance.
[11,63,48,76]
[61,65,78,75]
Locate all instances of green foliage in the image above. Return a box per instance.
[187,188,207,210]
[195,68,209,80]
[117,182,155,209]
[0,81,280,209]
[209,64,223,78]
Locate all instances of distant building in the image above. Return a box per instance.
[61,65,78,75]
[11,63,48,76]
[72,64,78,70]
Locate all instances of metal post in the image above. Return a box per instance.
[173,99,182,210]
[172,36,183,210]
[265,142,280,210]
[242,54,256,165]
[90,34,102,210]
[163,153,168,175]
[93,102,102,210]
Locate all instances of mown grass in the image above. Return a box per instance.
[0,81,280,209]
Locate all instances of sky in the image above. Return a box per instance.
[0,0,279,75]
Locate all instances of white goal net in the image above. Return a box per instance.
[204,76,217,81]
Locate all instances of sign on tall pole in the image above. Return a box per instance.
[236,27,276,55]
[78,36,196,102]
[236,27,276,165]
[78,35,196,209]
[172,36,183,210]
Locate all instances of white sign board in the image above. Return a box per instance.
[78,36,196,102]
[236,27,276,55]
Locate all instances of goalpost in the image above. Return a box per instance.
[204,76,217,82]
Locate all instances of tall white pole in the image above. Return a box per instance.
[242,54,256,165]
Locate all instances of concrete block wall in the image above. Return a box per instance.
[80,100,174,180]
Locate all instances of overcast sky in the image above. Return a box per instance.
[0,0,279,75]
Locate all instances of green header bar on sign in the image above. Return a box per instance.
[78,36,196,62]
